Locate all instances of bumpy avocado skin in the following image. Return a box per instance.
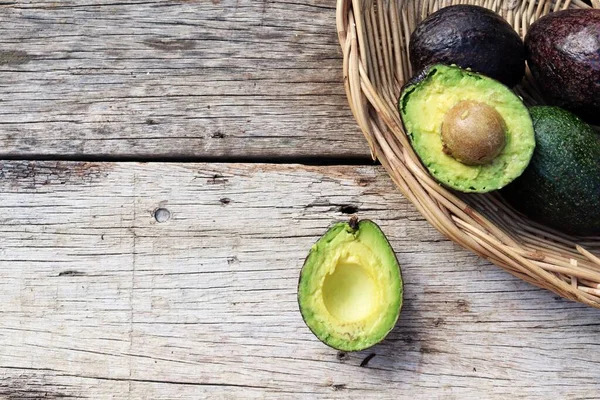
[297,219,403,352]
[399,64,535,193]
[409,5,525,87]
[503,106,600,236]
[525,9,600,125]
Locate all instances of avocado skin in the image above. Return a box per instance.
[503,106,600,236]
[401,64,430,92]
[525,9,600,125]
[409,5,525,87]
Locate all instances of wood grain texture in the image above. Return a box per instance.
[0,0,369,160]
[1,161,600,399]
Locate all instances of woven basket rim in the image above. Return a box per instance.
[336,0,600,307]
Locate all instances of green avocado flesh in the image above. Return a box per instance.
[399,64,535,193]
[297,220,403,351]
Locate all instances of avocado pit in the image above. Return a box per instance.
[441,100,507,165]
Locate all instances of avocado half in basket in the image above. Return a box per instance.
[399,64,535,193]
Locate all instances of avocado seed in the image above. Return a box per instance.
[441,100,507,165]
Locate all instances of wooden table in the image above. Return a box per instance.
[1,2,599,399]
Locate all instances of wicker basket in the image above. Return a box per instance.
[336,0,600,307]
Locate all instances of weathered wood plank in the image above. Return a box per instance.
[1,161,600,399]
[0,0,369,160]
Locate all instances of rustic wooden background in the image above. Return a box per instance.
[1,1,600,399]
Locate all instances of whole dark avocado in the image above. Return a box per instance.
[525,9,600,125]
[503,106,600,236]
[409,5,525,87]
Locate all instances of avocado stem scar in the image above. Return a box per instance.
[349,216,359,231]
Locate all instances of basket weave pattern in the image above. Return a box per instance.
[336,0,600,306]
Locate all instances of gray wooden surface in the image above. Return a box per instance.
[0,1,369,160]
[2,161,600,399]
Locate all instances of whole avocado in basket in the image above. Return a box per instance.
[409,5,526,87]
[502,107,600,236]
[525,9,600,125]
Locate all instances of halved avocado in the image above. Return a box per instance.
[399,64,535,193]
[298,218,402,352]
